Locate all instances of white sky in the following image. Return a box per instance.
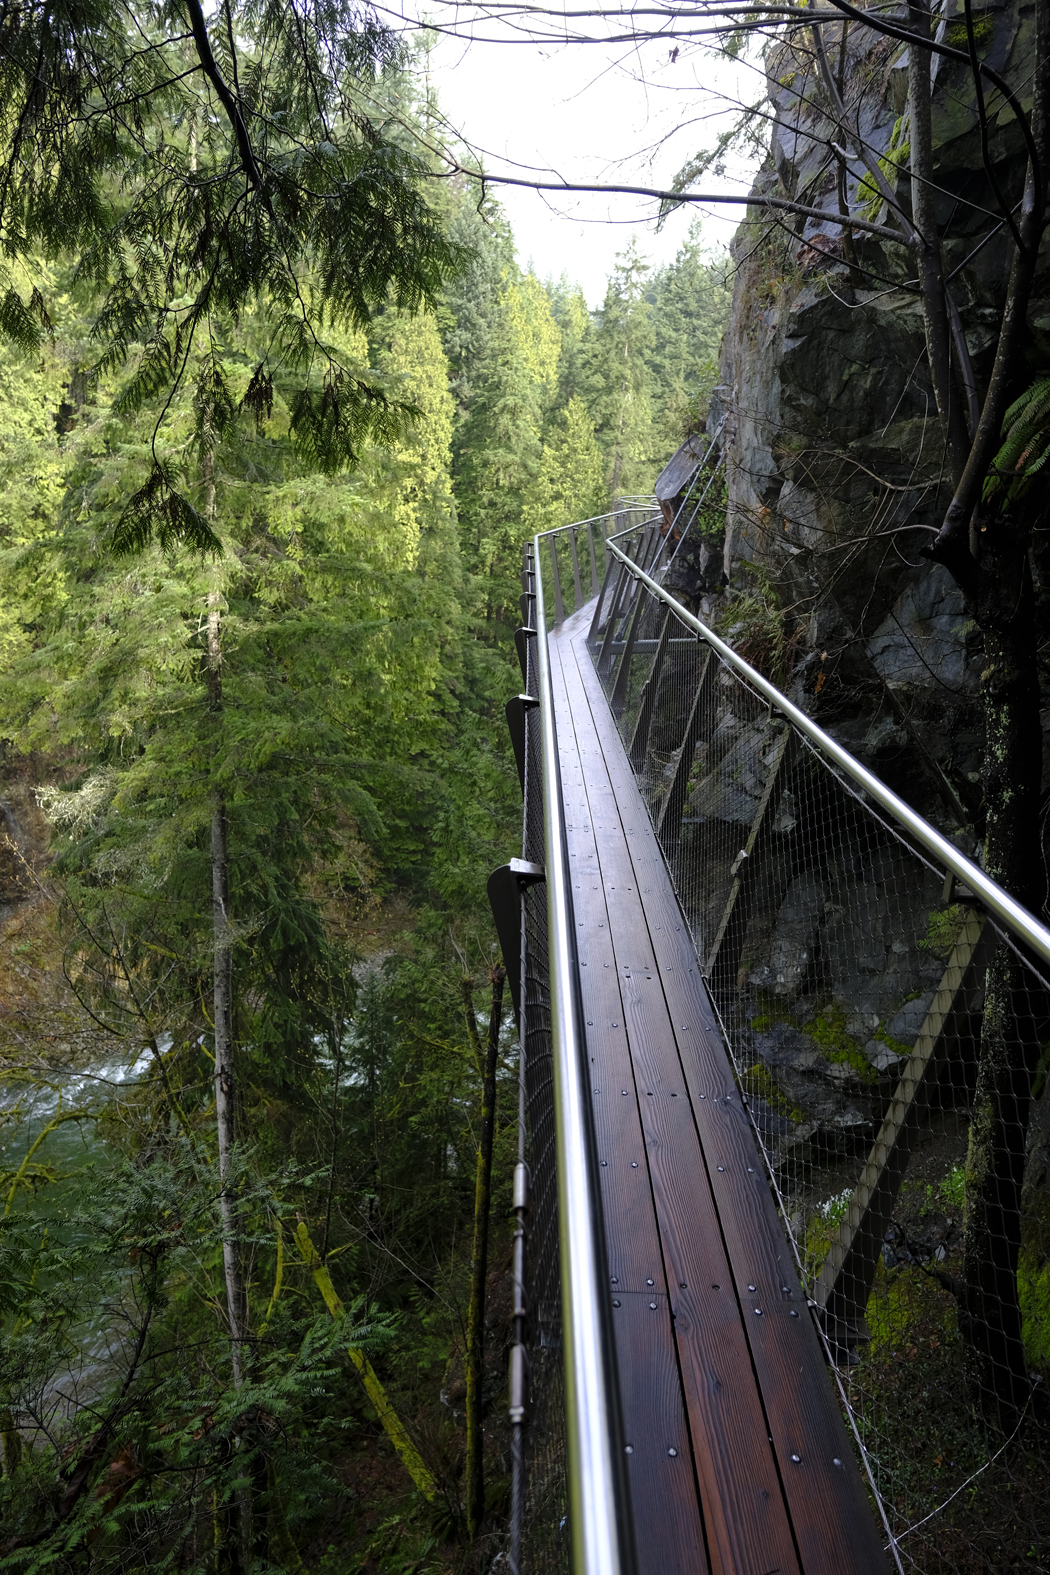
[383,6,768,305]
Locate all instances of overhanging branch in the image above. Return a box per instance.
[445,166,913,244]
[182,0,269,201]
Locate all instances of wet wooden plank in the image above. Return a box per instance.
[563,624,891,1575]
[615,1292,711,1574]
[547,631,711,1575]
[554,626,801,1575]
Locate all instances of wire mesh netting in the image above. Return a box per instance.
[568,516,1050,1575]
[510,546,567,1575]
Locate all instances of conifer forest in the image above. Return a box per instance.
[0,5,730,1567]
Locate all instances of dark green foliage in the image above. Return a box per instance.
[0,0,467,545]
[585,240,657,496]
[110,459,220,555]
[646,223,732,445]
[986,375,1050,502]
[0,50,731,1562]
[0,1154,393,1570]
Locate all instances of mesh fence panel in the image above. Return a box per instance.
[511,551,568,1575]
[577,522,1050,1575]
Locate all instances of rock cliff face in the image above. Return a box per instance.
[666,3,1050,1150]
[708,0,1050,838]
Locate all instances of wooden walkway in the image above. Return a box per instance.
[549,609,889,1575]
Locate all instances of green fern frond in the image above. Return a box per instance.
[984,374,1050,502]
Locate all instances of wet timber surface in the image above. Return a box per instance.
[548,605,890,1575]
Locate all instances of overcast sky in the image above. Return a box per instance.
[381,4,767,305]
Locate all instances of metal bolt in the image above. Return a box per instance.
[601,1160,608,1167]
[625,1445,634,1455]
[667,1448,678,1458]
[649,1302,657,1310]
[791,1454,801,1464]
[754,1307,763,1315]
[611,1277,619,1284]
[621,1090,629,1096]
[748,1285,756,1293]
[631,1161,639,1169]
[613,1299,621,1308]
[717,1165,725,1172]
[679,1282,687,1289]
[833,1458,843,1468]
[646,1278,654,1286]
[790,1310,799,1318]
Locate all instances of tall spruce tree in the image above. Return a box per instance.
[587,241,657,497]
[523,396,606,533]
[0,0,464,548]
[454,279,544,620]
[647,222,732,446]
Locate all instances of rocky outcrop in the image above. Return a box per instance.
[707,0,1050,832]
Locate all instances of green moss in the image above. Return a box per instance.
[920,903,964,961]
[857,114,910,220]
[740,1062,805,1124]
[808,1002,877,1084]
[946,15,995,51]
[1020,1189,1050,1371]
[939,1163,966,1213]
[871,1029,914,1060]
[749,996,800,1035]
[866,1255,958,1359]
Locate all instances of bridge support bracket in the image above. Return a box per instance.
[487,859,546,1023]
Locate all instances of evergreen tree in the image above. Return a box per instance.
[550,274,596,408]
[647,222,732,447]
[523,396,606,533]
[586,241,657,497]
[0,1,464,547]
[505,271,562,418]
[454,280,545,620]
[441,194,517,423]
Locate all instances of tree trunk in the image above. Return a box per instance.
[913,0,1049,1424]
[202,430,246,1392]
[962,518,1044,1426]
[907,0,969,482]
[211,767,244,1389]
[464,965,506,1540]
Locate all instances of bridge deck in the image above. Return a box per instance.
[549,609,888,1575]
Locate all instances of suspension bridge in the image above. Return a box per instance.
[489,501,1050,1575]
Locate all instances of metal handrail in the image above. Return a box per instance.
[606,537,1050,974]
[533,527,635,1575]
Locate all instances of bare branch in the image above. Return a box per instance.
[444,164,913,243]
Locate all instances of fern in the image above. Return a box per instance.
[984,375,1050,502]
